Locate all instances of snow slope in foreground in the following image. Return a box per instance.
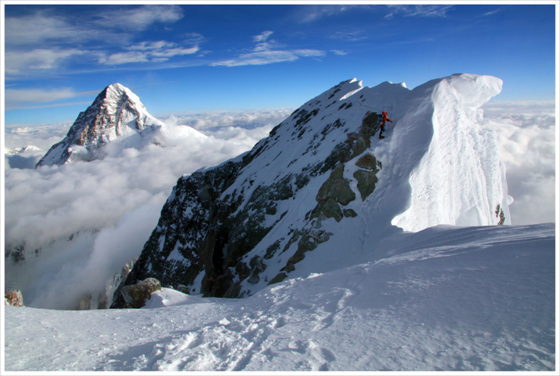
[4,223,556,372]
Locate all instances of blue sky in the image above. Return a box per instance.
[3,2,557,126]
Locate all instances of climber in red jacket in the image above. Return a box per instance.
[379,111,392,139]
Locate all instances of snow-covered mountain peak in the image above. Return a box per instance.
[113,73,510,304]
[320,78,364,102]
[106,82,129,94]
[102,83,142,108]
[36,83,164,167]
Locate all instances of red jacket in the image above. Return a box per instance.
[381,112,392,126]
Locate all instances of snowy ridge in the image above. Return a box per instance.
[35,83,165,167]
[117,73,512,303]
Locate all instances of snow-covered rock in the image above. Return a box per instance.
[142,287,202,309]
[113,73,510,304]
[35,83,165,167]
[5,145,43,169]
[120,278,162,308]
[6,145,42,155]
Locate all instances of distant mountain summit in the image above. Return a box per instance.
[36,83,164,167]
[112,73,511,306]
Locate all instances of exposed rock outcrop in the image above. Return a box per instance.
[5,290,24,307]
[120,278,162,308]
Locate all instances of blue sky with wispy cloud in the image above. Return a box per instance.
[3,3,556,125]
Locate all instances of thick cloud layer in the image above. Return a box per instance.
[482,100,556,225]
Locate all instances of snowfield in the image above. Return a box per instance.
[4,223,556,372]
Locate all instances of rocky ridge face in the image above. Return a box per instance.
[112,74,509,306]
[36,83,164,167]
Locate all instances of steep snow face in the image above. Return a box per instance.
[391,74,510,231]
[116,73,509,302]
[36,83,165,167]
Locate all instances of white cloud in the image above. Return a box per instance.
[4,6,182,48]
[162,109,292,128]
[129,40,176,51]
[5,88,99,110]
[99,39,200,65]
[6,101,94,111]
[329,30,368,42]
[252,31,286,52]
[213,49,325,67]
[253,30,274,43]
[20,202,165,309]
[4,122,70,150]
[151,46,200,58]
[298,5,350,23]
[482,8,503,17]
[4,6,187,75]
[5,110,291,249]
[385,5,453,19]
[94,5,184,31]
[183,32,205,45]
[482,100,556,225]
[4,12,92,46]
[5,48,87,75]
[212,31,325,67]
[6,88,76,106]
[293,49,326,58]
[213,50,299,67]
[99,51,150,65]
[331,49,348,56]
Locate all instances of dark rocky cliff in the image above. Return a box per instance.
[112,79,385,307]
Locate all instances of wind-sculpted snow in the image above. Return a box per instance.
[391,74,509,231]
[119,73,511,301]
[5,224,555,371]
